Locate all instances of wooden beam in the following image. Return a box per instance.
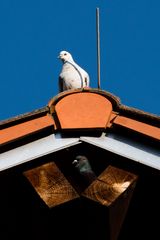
[23,162,79,208]
[82,165,138,240]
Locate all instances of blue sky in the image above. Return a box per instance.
[0,0,160,121]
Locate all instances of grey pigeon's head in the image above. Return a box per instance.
[72,155,88,167]
[72,155,93,173]
[72,155,97,184]
[58,50,74,62]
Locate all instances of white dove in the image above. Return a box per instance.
[58,50,90,92]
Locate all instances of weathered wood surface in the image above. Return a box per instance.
[82,165,137,206]
[24,162,79,208]
[82,165,138,240]
[24,163,138,240]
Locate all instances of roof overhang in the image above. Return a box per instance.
[0,132,159,172]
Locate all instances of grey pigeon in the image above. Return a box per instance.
[58,50,90,92]
[72,155,96,184]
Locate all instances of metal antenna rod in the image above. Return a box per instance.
[96,7,101,89]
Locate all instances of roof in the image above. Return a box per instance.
[0,88,159,240]
[1,88,159,148]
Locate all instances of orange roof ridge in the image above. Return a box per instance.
[0,106,49,130]
[119,104,160,127]
[0,89,159,147]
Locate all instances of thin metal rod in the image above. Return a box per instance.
[96,7,101,89]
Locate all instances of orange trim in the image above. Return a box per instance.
[113,116,160,140]
[55,92,112,129]
[0,115,55,145]
[107,112,117,128]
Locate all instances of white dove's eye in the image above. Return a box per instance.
[64,53,67,56]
